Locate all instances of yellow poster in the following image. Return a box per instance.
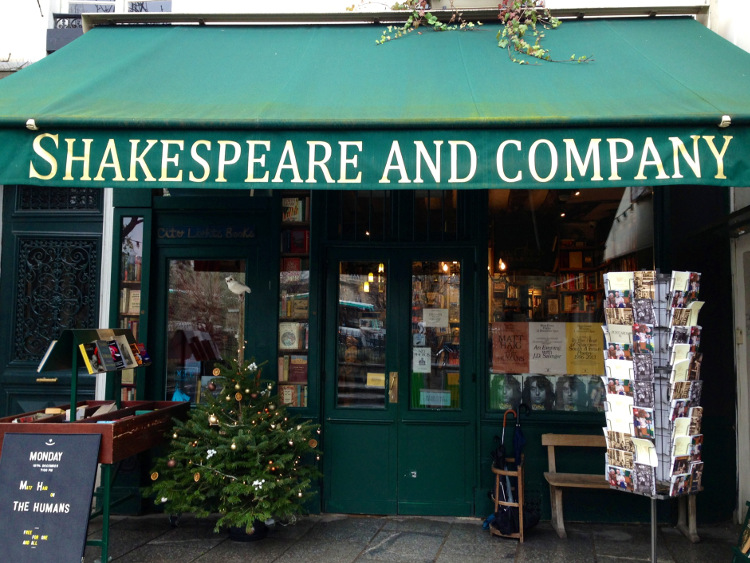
[566,323,604,375]
[367,372,385,388]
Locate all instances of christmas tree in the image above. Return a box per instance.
[145,358,320,535]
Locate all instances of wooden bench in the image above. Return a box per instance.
[542,433,699,542]
[542,433,612,538]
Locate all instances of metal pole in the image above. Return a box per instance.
[650,497,657,563]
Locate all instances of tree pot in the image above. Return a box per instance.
[228,520,268,542]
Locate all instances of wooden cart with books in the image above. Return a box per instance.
[0,328,187,563]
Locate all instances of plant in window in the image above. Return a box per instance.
[145,358,320,538]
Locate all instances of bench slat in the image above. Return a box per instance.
[544,471,610,489]
[541,433,606,448]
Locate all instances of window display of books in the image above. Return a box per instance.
[601,270,704,498]
[278,193,311,407]
[119,216,144,341]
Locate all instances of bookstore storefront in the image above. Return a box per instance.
[0,14,749,522]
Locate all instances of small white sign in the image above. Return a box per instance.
[422,308,450,328]
[412,347,432,373]
[420,389,451,407]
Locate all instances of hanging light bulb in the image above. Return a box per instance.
[363,281,370,293]
[498,259,507,271]
[368,272,374,282]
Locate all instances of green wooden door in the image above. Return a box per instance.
[323,247,476,516]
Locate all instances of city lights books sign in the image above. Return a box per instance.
[0,433,101,561]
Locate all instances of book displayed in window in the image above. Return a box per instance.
[278,322,307,351]
[281,196,310,223]
[288,355,308,383]
[278,383,308,407]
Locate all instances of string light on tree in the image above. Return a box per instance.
[145,358,321,535]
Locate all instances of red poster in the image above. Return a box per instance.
[491,322,529,373]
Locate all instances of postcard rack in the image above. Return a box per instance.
[602,271,705,561]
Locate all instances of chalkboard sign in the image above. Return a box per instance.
[0,433,101,561]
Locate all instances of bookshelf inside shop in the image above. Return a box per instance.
[278,194,310,408]
[553,238,604,316]
[118,215,145,401]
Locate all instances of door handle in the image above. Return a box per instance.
[389,371,398,403]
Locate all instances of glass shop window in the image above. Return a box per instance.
[486,187,653,413]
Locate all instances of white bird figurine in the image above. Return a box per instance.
[225,276,252,295]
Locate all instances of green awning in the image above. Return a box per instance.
[0,16,749,190]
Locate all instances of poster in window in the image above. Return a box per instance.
[412,347,432,373]
[528,322,565,374]
[566,322,604,375]
[491,322,529,373]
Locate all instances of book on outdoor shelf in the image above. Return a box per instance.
[78,337,150,374]
[78,341,104,374]
[129,342,144,365]
[114,334,138,369]
[136,342,152,363]
[91,340,117,372]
